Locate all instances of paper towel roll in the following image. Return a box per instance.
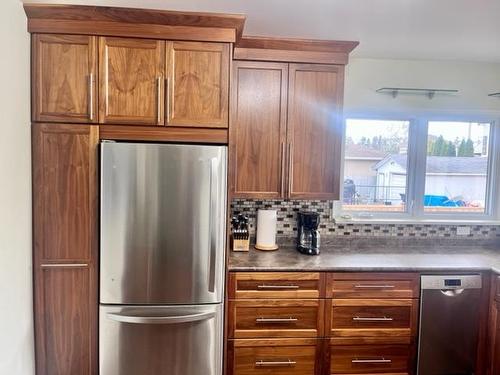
[255,209,278,251]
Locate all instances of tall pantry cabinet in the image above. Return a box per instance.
[25,4,244,374]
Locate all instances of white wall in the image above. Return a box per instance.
[345,57,500,118]
[0,1,34,375]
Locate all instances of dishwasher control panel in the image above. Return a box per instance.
[421,274,482,290]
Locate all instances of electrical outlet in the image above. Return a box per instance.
[456,226,471,236]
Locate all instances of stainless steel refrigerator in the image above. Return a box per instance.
[99,142,227,375]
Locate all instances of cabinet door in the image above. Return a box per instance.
[491,301,500,375]
[99,37,165,125]
[230,61,288,198]
[32,123,98,375]
[167,41,229,127]
[32,34,97,123]
[286,64,344,199]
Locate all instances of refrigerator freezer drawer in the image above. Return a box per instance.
[100,142,227,305]
[100,304,223,375]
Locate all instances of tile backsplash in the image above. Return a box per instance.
[231,199,500,239]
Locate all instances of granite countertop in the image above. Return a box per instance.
[228,238,500,273]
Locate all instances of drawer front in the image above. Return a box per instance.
[231,339,318,375]
[328,273,419,299]
[328,299,418,338]
[229,272,323,299]
[330,345,411,374]
[228,300,323,338]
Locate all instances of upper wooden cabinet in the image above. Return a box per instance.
[32,34,97,123]
[99,37,165,125]
[287,64,343,199]
[230,37,357,200]
[167,41,230,127]
[230,61,288,198]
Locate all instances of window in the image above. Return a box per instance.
[342,118,498,221]
[424,122,491,214]
[343,119,410,212]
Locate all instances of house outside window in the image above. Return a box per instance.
[342,118,499,221]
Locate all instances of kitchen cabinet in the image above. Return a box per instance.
[230,63,343,200]
[167,41,229,127]
[33,34,230,128]
[32,123,98,375]
[99,37,165,125]
[230,61,288,198]
[32,34,97,123]
[227,271,419,375]
[489,275,500,375]
[287,64,344,199]
[230,38,357,200]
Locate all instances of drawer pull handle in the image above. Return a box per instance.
[256,317,298,323]
[257,284,300,290]
[353,316,394,322]
[352,357,392,364]
[354,284,395,289]
[255,359,296,367]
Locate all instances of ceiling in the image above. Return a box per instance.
[21,0,500,63]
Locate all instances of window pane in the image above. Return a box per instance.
[343,119,410,212]
[424,121,490,214]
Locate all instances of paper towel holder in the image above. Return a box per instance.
[255,209,279,251]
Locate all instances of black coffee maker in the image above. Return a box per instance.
[297,211,320,255]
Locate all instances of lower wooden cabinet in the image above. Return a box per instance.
[227,339,322,375]
[32,123,98,375]
[228,299,324,338]
[329,344,412,374]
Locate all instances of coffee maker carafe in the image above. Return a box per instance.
[297,211,320,255]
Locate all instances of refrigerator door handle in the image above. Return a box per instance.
[106,311,216,325]
[208,157,219,293]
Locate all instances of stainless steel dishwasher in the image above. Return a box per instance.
[417,274,482,375]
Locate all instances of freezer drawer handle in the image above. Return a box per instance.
[255,359,296,367]
[353,316,394,322]
[256,317,298,323]
[106,311,215,325]
[354,284,395,289]
[257,284,300,290]
[352,357,392,364]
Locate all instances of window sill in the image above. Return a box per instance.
[334,216,500,226]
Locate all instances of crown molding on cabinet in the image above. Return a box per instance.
[23,3,246,43]
[234,36,359,64]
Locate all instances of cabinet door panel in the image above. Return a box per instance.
[99,37,164,125]
[167,41,229,127]
[32,34,97,123]
[287,64,343,199]
[33,124,98,261]
[230,61,288,198]
[35,266,96,375]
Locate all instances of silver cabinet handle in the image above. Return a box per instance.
[353,316,394,322]
[352,358,392,364]
[287,142,293,198]
[255,359,296,367]
[88,73,94,121]
[156,76,162,124]
[40,263,88,268]
[165,77,170,123]
[257,284,300,290]
[256,317,298,323]
[354,284,395,289]
[280,142,286,196]
[107,311,215,325]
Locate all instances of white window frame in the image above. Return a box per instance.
[339,113,500,224]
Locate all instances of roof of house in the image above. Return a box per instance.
[374,154,488,174]
[345,144,387,159]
